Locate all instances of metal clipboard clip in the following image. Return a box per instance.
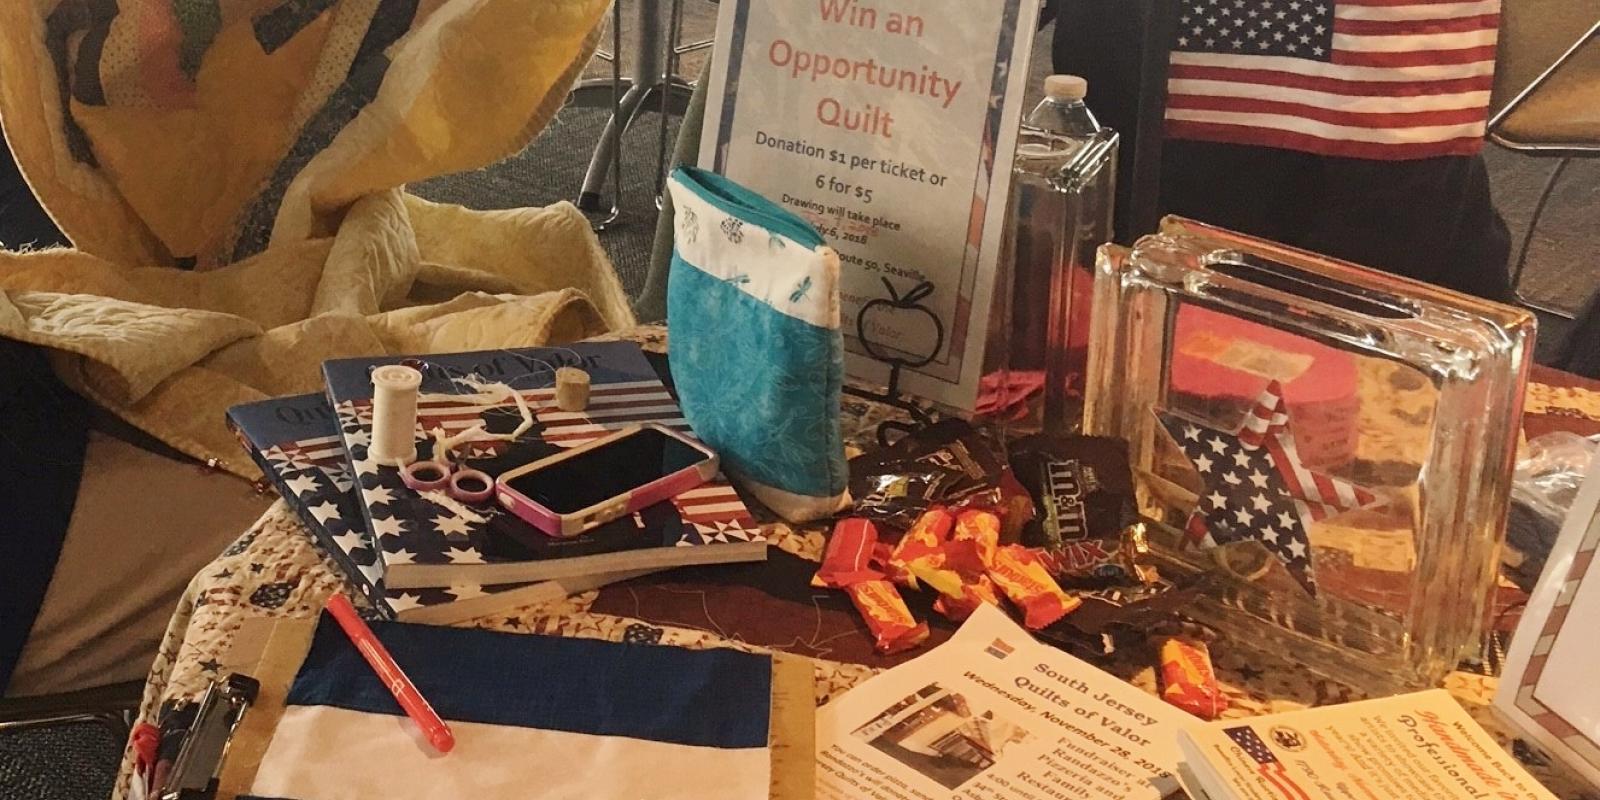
[159,673,259,800]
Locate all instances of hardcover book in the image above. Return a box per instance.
[322,342,767,590]
[227,395,624,624]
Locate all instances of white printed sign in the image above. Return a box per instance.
[701,0,1041,412]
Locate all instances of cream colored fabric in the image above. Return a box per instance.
[0,0,637,478]
[0,194,634,479]
[6,433,273,697]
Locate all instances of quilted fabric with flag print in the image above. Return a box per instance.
[242,615,773,799]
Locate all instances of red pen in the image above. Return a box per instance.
[325,592,456,754]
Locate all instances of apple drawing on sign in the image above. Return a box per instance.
[857,277,944,368]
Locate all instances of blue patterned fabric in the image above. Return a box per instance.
[667,168,848,521]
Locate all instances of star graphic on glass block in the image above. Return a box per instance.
[1157,380,1380,595]
[347,428,371,448]
[388,593,424,613]
[284,473,320,497]
[353,458,380,476]
[386,548,417,565]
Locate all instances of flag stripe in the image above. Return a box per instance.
[1335,0,1498,20]
[1332,28,1496,50]
[1334,12,1498,34]
[1169,50,1494,79]
[1165,119,1484,157]
[1169,75,1489,107]
[288,617,771,748]
[1333,43,1496,66]
[1167,94,1485,127]
[1165,108,1485,142]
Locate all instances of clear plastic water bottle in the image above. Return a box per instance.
[1023,75,1102,142]
[1001,74,1118,433]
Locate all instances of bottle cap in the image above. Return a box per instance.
[1043,74,1088,100]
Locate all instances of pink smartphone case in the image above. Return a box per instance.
[494,423,720,538]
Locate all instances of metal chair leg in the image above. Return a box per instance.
[1510,157,1578,319]
[655,0,687,205]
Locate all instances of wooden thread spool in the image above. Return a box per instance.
[554,367,591,412]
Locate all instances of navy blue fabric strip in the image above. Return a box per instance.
[288,615,772,750]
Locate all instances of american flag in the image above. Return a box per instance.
[1157,380,1378,595]
[1166,0,1499,159]
[1224,726,1311,800]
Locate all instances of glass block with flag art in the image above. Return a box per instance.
[1084,216,1534,691]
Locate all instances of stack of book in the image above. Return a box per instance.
[227,342,768,623]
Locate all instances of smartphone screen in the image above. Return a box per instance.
[504,427,710,514]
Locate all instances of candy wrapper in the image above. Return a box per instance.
[846,580,930,654]
[887,508,956,588]
[1009,434,1138,548]
[1035,577,1200,662]
[904,534,1000,622]
[953,509,1000,565]
[813,518,883,589]
[1159,637,1229,719]
[849,421,1009,530]
[814,518,930,655]
[1033,522,1157,588]
[988,545,1081,630]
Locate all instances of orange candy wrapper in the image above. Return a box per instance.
[888,508,957,589]
[814,518,884,589]
[847,580,931,654]
[987,545,1082,630]
[814,518,929,655]
[1159,637,1229,719]
[953,509,1000,566]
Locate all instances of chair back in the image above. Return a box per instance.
[1489,0,1600,148]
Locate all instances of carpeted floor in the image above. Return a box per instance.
[2,6,1594,799]
[0,723,122,800]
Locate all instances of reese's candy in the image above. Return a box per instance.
[1159,637,1229,720]
[988,545,1082,630]
[813,518,882,589]
[846,580,930,654]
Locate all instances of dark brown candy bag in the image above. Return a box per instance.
[1009,434,1139,549]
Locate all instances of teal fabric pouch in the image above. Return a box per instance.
[666,167,849,523]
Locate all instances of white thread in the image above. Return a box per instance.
[419,491,489,524]
[417,376,538,465]
[370,365,422,466]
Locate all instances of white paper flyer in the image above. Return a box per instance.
[815,604,1187,800]
[1179,690,1557,800]
[700,0,1041,413]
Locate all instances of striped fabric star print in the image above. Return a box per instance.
[1166,0,1500,159]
